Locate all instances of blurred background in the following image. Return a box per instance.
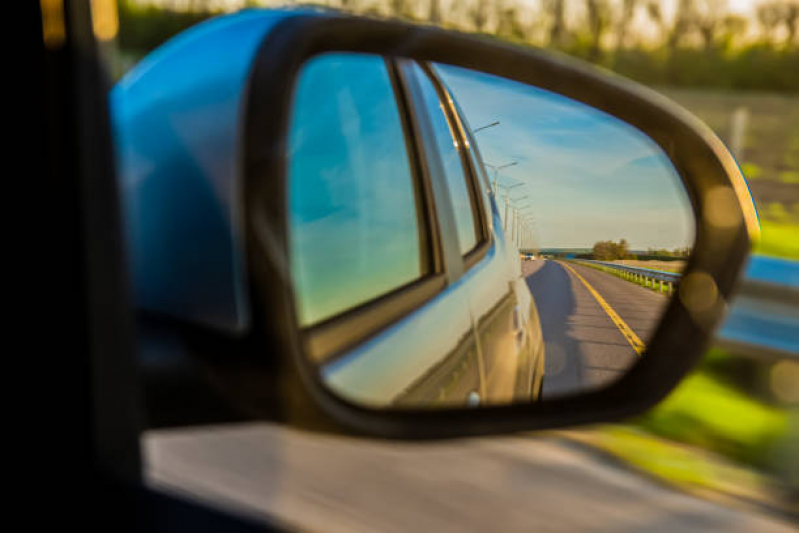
[107,0,798,529]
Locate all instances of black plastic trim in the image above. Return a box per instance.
[231,12,758,440]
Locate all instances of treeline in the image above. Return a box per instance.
[117,1,212,57]
[590,239,635,260]
[116,0,799,91]
[584,239,690,260]
[645,246,691,257]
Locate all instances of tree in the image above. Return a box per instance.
[756,1,799,45]
[618,238,630,257]
[615,0,639,51]
[646,0,670,45]
[585,0,613,61]
[758,1,784,44]
[592,239,632,260]
[717,14,748,49]
[772,0,799,44]
[695,0,729,50]
[389,0,411,18]
[787,2,799,44]
[646,0,695,49]
[469,0,491,31]
[668,0,697,50]
[429,0,441,24]
[544,0,567,47]
[496,3,527,41]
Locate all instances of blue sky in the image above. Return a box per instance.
[289,54,423,325]
[437,64,695,250]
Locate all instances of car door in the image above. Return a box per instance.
[404,61,542,404]
[287,54,482,407]
[445,75,546,402]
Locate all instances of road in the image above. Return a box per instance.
[142,259,795,532]
[145,424,795,532]
[523,260,669,398]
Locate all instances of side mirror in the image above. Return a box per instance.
[113,10,758,438]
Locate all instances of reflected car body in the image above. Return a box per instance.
[111,9,545,408]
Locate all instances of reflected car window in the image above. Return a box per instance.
[409,63,479,256]
[287,54,426,326]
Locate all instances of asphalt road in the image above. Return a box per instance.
[145,424,795,532]
[523,260,670,398]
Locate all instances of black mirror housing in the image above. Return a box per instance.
[115,9,758,438]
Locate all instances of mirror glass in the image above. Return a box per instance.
[286,53,695,408]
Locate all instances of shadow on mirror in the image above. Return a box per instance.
[285,52,695,409]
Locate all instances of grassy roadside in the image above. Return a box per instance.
[564,359,798,517]
[564,424,797,519]
[756,219,799,260]
[567,260,675,295]
[632,367,789,471]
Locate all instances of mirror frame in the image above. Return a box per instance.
[239,11,758,438]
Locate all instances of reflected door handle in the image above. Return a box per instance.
[512,305,526,347]
[512,305,524,333]
[467,391,481,406]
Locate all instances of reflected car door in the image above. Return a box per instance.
[408,62,542,404]
[450,81,545,402]
[289,54,482,407]
[445,71,546,402]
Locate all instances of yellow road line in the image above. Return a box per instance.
[561,262,645,356]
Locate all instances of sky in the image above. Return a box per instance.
[437,64,696,250]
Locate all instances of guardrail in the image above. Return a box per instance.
[717,255,799,361]
[568,256,798,360]
[573,259,680,295]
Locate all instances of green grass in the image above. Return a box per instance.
[633,371,789,470]
[583,426,772,500]
[780,171,799,184]
[756,219,799,260]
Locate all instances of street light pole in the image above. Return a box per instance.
[511,208,517,244]
[522,220,530,250]
[485,161,518,196]
[472,120,500,134]
[510,206,529,247]
[504,196,509,232]
[518,209,535,252]
[498,182,522,230]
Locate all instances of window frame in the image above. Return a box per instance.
[415,62,492,271]
[299,56,448,364]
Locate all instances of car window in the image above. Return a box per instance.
[409,63,479,256]
[287,54,427,327]
[449,93,491,195]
